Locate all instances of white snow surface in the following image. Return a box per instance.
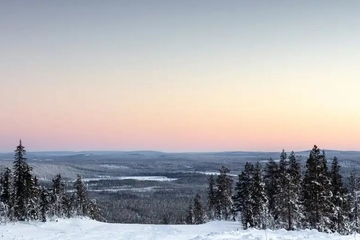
[76,176,177,182]
[0,218,355,240]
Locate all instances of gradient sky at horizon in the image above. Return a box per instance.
[1,1,360,152]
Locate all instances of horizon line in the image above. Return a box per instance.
[1,149,360,154]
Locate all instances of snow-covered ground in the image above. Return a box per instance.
[88,186,158,192]
[0,218,355,240]
[77,176,178,182]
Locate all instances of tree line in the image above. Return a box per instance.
[206,145,360,234]
[0,140,103,223]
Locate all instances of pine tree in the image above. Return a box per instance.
[24,166,39,220]
[277,150,289,229]
[39,187,50,222]
[347,170,360,232]
[207,174,216,220]
[215,166,234,220]
[251,162,268,229]
[0,168,14,221]
[233,162,255,229]
[286,151,303,230]
[0,201,7,224]
[87,199,103,221]
[13,140,31,221]
[63,195,75,219]
[329,157,348,233]
[193,193,205,224]
[264,157,279,227]
[302,145,332,231]
[73,175,89,216]
[52,174,65,218]
[0,141,105,223]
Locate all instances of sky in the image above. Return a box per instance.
[1,1,360,152]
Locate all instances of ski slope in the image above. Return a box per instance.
[0,218,355,240]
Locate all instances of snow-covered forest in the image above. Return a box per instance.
[0,141,102,223]
[206,145,360,234]
[2,141,360,238]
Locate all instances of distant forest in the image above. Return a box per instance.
[2,142,360,236]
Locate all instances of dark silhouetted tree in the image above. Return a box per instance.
[193,193,205,224]
[13,140,33,221]
[207,175,216,220]
[0,167,14,221]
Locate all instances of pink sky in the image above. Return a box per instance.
[1,1,360,152]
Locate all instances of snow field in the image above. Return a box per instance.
[0,218,354,240]
[77,176,178,182]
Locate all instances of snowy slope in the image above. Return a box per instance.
[0,218,355,240]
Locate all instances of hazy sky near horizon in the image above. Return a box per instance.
[1,1,360,152]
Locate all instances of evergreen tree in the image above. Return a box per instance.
[39,187,50,222]
[347,170,360,232]
[302,145,332,231]
[277,150,289,228]
[73,175,89,216]
[24,166,39,220]
[193,193,205,224]
[329,157,348,233]
[0,167,14,221]
[207,174,216,220]
[0,201,7,224]
[251,162,268,229]
[52,174,66,218]
[0,141,105,223]
[264,157,279,226]
[87,199,103,221]
[63,195,75,219]
[233,162,255,229]
[215,166,234,220]
[286,151,303,230]
[13,140,31,221]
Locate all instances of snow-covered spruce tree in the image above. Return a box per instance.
[233,162,255,229]
[329,156,348,233]
[0,167,14,221]
[207,174,217,220]
[52,174,66,218]
[215,166,234,220]
[262,151,302,230]
[39,187,50,222]
[264,157,279,228]
[276,150,290,229]
[88,199,104,221]
[302,145,332,231]
[25,168,40,220]
[347,170,360,232]
[0,201,7,224]
[63,194,75,219]
[13,140,35,221]
[73,175,89,217]
[193,193,205,224]
[286,151,303,230]
[251,162,268,229]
